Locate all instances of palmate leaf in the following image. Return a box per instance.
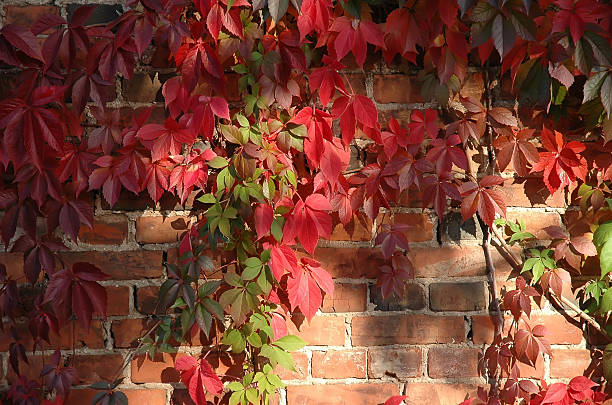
[175,355,223,405]
[43,262,109,330]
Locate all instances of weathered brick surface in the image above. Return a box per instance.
[379,213,434,242]
[136,215,190,243]
[311,349,367,378]
[550,349,597,378]
[472,314,584,345]
[429,282,487,312]
[367,347,422,378]
[321,283,367,312]
[4,6,58,27]
[287,316,346,346]
[60,250,163,279]
[373,74,421,103]
[106,285,131,316]
[370,283,426,311]
[78,215,129,244]
[428,347,480,378]
[286,383,398,405]
[402,383,479,405]
[351,315,465,346]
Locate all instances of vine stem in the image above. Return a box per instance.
[488,225,612,342]
[108,319,162,384]
[478,215,504,337]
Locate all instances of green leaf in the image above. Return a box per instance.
[260,344,295,370]
[583,71,607,103]
[593,221,612,248]
[600,240,612,278]
[601,288,612,314]
[601,74,612,118]
[227,381,244,391]
[268,0,289,22]
[208,156,229,169]
[197,193,217,204]
[584,31,612,66]
[574,38,593,75]
[242,264,261,280]
[273,335,306,352]
[195,304,213,337]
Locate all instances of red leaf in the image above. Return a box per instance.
[530,126,587,193]
[542,383,569,404]
[329,17,384,67]
[493,127,539,177]
[268,243,298,281]
[138,117,196,161]
[352,95,378,129]
[287,259,333,322]
[569,376,597,392]
[43,262,109,330]
[255,204,273,240]
[384,396,407,405]
[175,355,222,405]
[283,195,332,255]
[458,176,506,226]
[1,25,44,62]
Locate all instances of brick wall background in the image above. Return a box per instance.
[0,2,600,405]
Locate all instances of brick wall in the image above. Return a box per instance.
[0,3,599,405]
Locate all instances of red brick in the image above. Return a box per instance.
[136,215,190,243]
[367,348,422,378]
[276,351,309,380]
[345,73,367,96]
[102,190,156,210]
[123,73,162,102]
[379,213,434,243]
[312,349,366,378]
[503,180,566,208]
[351,315,465,346]
[315,247,384,279]
[458,72,485,99]
[550,349,598,378]
[0,252,24,280]
[321,283,367,313]
[517,355,545,379]
[72,354,124,384]
[370,283,426,310]
[287,383,398,405]
[131,352,184,383]
[373,75,421,103]
[330,215,372,241]
[287,315,345,346]
[402,383,478,405]
[4,6,58,27]
[472,314,583,345]
[428,347,480,378]
[106,285,131,316]
[410,244,514,278]
[506,210,563,240]
[78,215,129,245]
[131,352,246,383]
[136,285,161,314]
[66,389,167,405]
[111,318,157,348]
[0,320,104,351]
[60,250,163,279]
[429,282,487,311]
